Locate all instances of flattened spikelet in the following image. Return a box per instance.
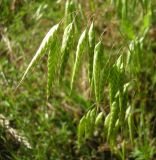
[85,108,96,139]
[18,23,59,87]
[78,115,86,147]
[89,107,97,136]
[88,22,95,49]
[71,29,87,90]
[78,107,97,146]
[60,22,74,79]
[61,23,73,52]
[104,113,111,136]
[109,65,121,105]
[95,112,103,127]
[47,40,58,98]
[107,102,118,141]
[88,22,95,84]
[99,62,109,103]
[93,41,103,104]
[65,0,76,26]
[85,110,91,139]
[65,0,71,25]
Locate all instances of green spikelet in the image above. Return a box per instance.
[85,107,97,139]
[109,65,121,105]
[93,41,103,105]
[95,112,103,127]
[78,107,97,147]
[89,107,97,136]
[104,113,111,137]
[99,61,110,104]
[65,0,78,30]
[59,22,74,81]
[47,39,58,98]
[111,119,120,145]
[115,119,120,131]
[116,54,124,70]
[88,22,95,85]
[107,102,119,142]
[118,82,130,126]
[127,38,145,74]
[78,2,86,22]
[78,115,86,147]
[18,23,59,87]
[85,110,91,139]
[65,0,72,25]
[71,29,87,90]
[61,23,74,52]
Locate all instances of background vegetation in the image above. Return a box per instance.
[0,0,156,159]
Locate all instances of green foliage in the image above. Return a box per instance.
[18,0,154,154]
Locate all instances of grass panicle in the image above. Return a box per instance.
[70,29,87,91]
